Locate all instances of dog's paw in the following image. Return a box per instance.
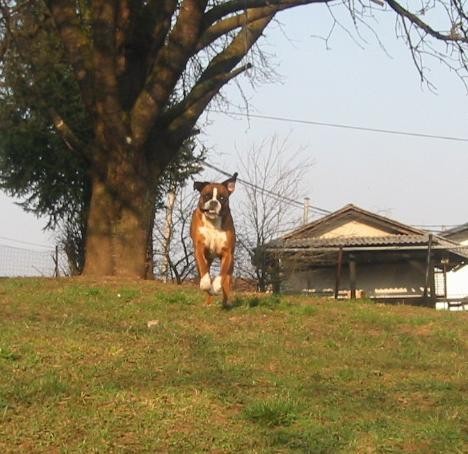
[212,276,222,295]
[200,273,212,291]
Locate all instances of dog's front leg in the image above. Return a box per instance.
[194,243,212,293]
[220,251,234,308]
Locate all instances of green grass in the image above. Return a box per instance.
[243,394,299,427]
[0,278,466,453]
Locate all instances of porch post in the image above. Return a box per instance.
[429,259,436,299]
[334,247,343,299]
[423,234,433,299]
[349,254,356,300]
[443,263,447,299]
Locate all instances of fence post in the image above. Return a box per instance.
[54,245,59,278]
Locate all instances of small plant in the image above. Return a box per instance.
[0,347,19,361]
[243,395,298,427]
[300,305,318,316]
[32,373,72,400]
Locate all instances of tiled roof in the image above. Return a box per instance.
[441,223,468,237]
[268,234,457,249]
[450,246,468,259]
[264,204,468,261]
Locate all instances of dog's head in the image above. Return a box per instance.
[194,173,237,220]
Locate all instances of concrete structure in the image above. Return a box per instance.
[264,205,468,304]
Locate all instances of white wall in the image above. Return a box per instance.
[446,239,468,298]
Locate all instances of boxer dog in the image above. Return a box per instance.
[191,173,237,307]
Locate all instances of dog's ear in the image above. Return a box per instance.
[193,181,210,192]
[222,172,238,194]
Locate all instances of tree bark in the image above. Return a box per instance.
[82,145,158,279]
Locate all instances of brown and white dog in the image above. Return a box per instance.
[191,173,237,307]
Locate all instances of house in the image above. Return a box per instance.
[441,223,468,299]
[264,204,468,304]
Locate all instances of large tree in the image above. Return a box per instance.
[0,0,466,278]
[0,2,203,276]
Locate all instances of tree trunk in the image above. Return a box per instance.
[82,148,157,279]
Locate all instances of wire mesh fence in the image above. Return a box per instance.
[0,242,68,277]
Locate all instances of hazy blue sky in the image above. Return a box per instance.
[200,7,467,228]
[1,4,467,249]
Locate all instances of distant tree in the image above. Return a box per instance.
[235,137,312,291]
[0,1,466,278]
[153,184,198,284]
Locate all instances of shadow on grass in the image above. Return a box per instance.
[232,294,281,309]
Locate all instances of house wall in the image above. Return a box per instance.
[319,221,389,239]
[282,260,427,298]
[446,238,468,298]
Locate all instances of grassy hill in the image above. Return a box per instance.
[0,278,466,453]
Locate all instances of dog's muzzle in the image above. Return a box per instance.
[202,200,221,218]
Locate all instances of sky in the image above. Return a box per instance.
[0,3,467,250]
[199,6,468,228]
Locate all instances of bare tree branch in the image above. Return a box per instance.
[130,0,208,148]
[145,1,179,73]
[163,15,273,146]
[48,107,87,155]
[386,0,467,43]
[235,136,313,290]
[204,0,331,27]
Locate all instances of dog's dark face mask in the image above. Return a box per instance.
[194,173,237,220]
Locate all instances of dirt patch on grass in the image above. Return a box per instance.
[399,323,435,337]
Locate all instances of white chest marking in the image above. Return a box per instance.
[199,218,227,254]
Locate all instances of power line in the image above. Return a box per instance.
[201,161,467,231]
[207,110,468,143]
[0,235,53,249]
[202,160,331,216]
[0,242,51,252]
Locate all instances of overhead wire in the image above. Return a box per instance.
[0,235,53,249]
[202,160,331,216]
[207,109,468,143]
[201,161,465,232]
[203,109,467,228]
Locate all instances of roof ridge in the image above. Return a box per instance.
[281,204,426,240]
